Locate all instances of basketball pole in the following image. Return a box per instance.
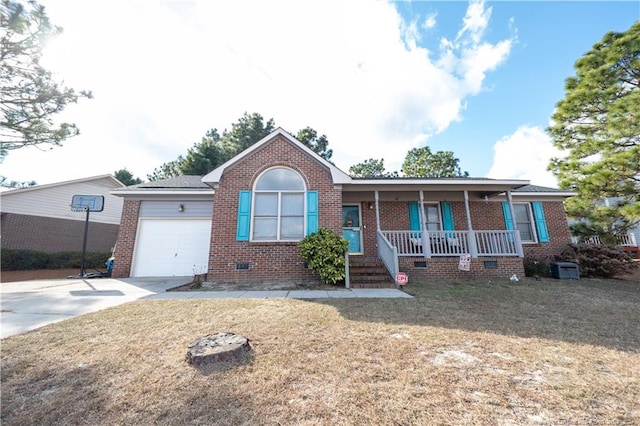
[80,207,90,277]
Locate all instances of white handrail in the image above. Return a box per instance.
[377,231,398,279]
[571,233,638,246]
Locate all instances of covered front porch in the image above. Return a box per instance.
[342,178,532,280]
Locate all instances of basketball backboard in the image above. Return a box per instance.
[70,195,104,212]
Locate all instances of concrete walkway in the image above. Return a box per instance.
[1,277,412,339]
[145,288,414,300]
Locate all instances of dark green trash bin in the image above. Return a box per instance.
[551,262,580,280]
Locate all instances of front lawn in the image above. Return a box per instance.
[2,277,639,425]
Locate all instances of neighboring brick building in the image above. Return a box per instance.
[1,175,125,256]
[111,128,575,284]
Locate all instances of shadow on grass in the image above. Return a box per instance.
[0,338,258,426]
[1,361,110,426]
[318,277,640,353]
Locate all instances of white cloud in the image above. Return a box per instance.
[424,13,438,30]
[486,126,562,188]
[456,0,491,45]
[2,0,514,185]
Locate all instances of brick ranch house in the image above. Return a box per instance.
[111,128,575,286]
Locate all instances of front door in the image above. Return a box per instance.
[342,205,362,254]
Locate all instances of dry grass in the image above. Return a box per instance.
[2,277,639,425]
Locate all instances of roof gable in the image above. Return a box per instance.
[0,174,125,224]
[202,128,351,186]
[1,174,124,196]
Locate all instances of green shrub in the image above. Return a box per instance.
[555,243,638,278]
[523,256,552,278]
[299,228,349,285]
[1,249,112,271]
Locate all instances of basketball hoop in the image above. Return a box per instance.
[69,195,105,276]
[70,195,104,212]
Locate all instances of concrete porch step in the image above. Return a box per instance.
[348,257,395,289]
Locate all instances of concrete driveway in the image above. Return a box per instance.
[0,276,190,339]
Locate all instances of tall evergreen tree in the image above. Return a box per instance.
[1,0,91,157]
[218,112,276,159]
[401,147,468,178]
[295,127,333,162]
[547,21,639,235]
[114,168,142,186]
[348,158,398,178]
[147,113,334,180]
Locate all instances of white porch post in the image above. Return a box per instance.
[463,190,478,258]
[419,190,432,258]
[374,190,381,230]
[344,252,350,289]
[506,190,524,257]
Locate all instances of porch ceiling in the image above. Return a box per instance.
[341,179,529,201]
[343,191,482,202]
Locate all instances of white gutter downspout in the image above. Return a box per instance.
[419,190,431,258]
[374,190,381,230]
[506,190,524,257]
[464,190,478,258]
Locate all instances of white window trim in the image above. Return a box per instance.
[514,202,538,244]
[250,167,307,242]
[423,202,442,231]
[342,204,362,228]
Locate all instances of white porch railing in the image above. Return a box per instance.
[571,233,637,246]
[381,230,522,257]
[474,230,522,257]
[377,230,399,279]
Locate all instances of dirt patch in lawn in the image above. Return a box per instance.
[1,277,639,425]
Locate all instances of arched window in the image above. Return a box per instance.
[252,168,306,241]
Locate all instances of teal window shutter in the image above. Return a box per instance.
[502,202,514,230]
[408,202,420,232]
[532,202,549,242]
[236,190,251,241]
[306,191,318,235]
[441,201,454,231]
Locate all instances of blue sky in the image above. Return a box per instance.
[2,0,638,188]
[410,1,639,181]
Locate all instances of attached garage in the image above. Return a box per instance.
[131,218,211,277]
[130,199,213,277]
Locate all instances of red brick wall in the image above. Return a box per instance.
[520,202,572,261]
[359,199,571,279]
[1,213,118,253]
[207,135,342,285]
[466,200,571,260]
[112,200,140,278]
[398,257,525,281]
[360,201,410,257]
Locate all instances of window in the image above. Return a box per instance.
[513,203,536,242]
[409,202,450,231]
[424,203,441,231]
[502,201,549,244]
[252,168,305,241]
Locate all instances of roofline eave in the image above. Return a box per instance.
[110,189,215,197]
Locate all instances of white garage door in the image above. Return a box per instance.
[131,219,211,277]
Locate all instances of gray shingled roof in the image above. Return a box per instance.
[512,185,568,193]
[118,177,569,194]
[351,176,494,181]
[125,175,209,189]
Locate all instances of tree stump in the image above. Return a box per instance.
[186,333,251,367]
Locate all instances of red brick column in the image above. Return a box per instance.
[112,200,140,278]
